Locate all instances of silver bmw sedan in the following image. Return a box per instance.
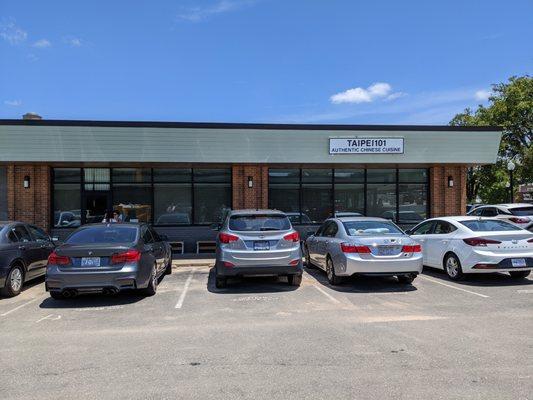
[304,217,422,285]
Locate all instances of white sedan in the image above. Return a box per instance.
[408,216,533,280]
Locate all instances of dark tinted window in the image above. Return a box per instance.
[411,221,434,235]
[334,169,364,183]
[153,168,191,183]
[481,208,498,217]
[54,168,81,183]
[434,221,457,234]
[149,227,161,242]
[66,226,138,244]
[142,227,154,244]
[343,221,403,236]
[323,222,338,237]
[268,169,300,184]
[399,169,427,182]
[367,169,396,183]
[229,214,291,231]
[459,220,522,232]
[193,169,231,183]
[12,225,32,242]
[112,168,151,183]
[302,169,332,183]
[28,225,50,242]
[510,207,533,216]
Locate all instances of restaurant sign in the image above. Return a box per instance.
[329,137,404,155]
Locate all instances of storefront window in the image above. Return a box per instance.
[302,169,332,183]
[84,168,110,191]
[302,184,332,223]
[398,184,427,224]
[154,183,192,225]
[334,184,364,215]
[112,168,151,183]
[399,169,427,183]
[367,184,396,219]
[53,183,82,228]
[269,183,301,223]
[334,169,364,183]
[194,184,231,224]
[113,184,152,223]
[367,169,396,183]
[153,168,192,183]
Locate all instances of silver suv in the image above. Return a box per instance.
[214,210,303,288]
[467,204,533,230]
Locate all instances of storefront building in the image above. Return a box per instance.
[0,119,501,253]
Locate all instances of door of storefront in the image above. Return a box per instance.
[83,191,111,224]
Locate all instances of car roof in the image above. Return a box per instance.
[424,216,502,222]
[229,209,287,216]
[496,203,533,208]
[81,222,143,228]
[333,216,390,222]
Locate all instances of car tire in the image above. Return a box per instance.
[287,274,302,286]
[165,258,172,275]
[326,257,342,286]
[215,276,227,289]
[509,270,531,279]
[142,265,158,296]
[304,246,315,269]
[444,254,464,281]
[49,291,64,300]
[397,274,416,284]
[1,264,24,297]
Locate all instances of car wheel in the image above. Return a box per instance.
[165,257,172,275]
[444,254,464,281]
[397,274,416,284]
[326,257,342,285]
[142,265,158,296]
[49,291,64,300]
[287,274,302,286]
[509,270,530,279]
[304,246,315,269]
[215,276,227,289]
[1,264,24,297]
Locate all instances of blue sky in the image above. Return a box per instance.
[1,0,531,124]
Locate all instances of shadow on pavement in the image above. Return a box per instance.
[305,266,418,293]
[0,275,46,301]
[39,290,147,309]
[422,267,533,287]
[206,267,299,294]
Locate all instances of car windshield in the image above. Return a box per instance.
[510,207,533,216]
[460,219,522,232]
[229,214,291,231]
[342,221,404,236]
[66,225,138,244]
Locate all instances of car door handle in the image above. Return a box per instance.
[18,245,26,250]
[441,240,448,244]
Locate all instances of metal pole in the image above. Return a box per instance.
[510,169,514,203]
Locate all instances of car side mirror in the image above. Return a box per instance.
[305,231,315,239]
[159,234,169,241]
[210,223,221,231]
[51,237,61,244]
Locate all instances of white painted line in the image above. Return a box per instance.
[36,314,61,323]
[517,289,533,294]
[0,295,44,317]
[175,268,196,309]
[419,276,489,298]
[312,285,341,304]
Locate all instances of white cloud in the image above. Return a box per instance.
[177,0,257,22]
[32,38,51,48]
[64,36,82,47]
[330,82,405,104]
[4,100,22,106]
[474,89,491,101]
[0,19,27,45]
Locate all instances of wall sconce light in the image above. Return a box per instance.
[247,176,253,188]
[447,176,454,188]
[23,176,30,189]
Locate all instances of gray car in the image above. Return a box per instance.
[0,222,55,297]
[214,209,303,288]
[46,223,172,299]
[304,217,423,285]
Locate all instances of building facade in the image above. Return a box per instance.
[0,119,501,253]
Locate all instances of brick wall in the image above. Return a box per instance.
[429,166,467,217]
[232,164,268,210]
[7,164,51,231]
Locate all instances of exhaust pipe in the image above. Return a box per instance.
[103,288,118,295]
[61,289,77,298]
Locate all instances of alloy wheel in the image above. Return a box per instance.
[10,268,22,292]
[446,257,459,278]
[327,260,333,280]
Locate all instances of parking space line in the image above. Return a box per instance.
[517,289,533,294]
[312,285,341,304]
[0,295,45,317]
[175,268,196,309]
[419,275,489,298]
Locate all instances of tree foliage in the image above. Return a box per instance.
[450,75,532,202]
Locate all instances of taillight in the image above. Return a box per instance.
[340,243,371,253]
[528,238,533,243]
[218,233,239,244]
[223,261,235,267]
[463,238,501,247]
[402,244,422,253]
[283,232,300,242]
[111,249,141,264]
[509,217,529,224]
[47,252,71,266]
[289,259,300,266]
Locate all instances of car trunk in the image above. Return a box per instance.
[353,235,409,257]
[471,232,533,253]
[55,243,134,268]
[227,230,293,252]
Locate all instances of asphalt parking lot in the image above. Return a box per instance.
[1,263,532,400]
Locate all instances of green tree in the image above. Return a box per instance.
[450,75,532,203]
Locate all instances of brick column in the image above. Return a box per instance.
[430,166,467,217]
[232,164,268,210]
[7,164,51,232]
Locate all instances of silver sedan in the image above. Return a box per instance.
[303,217,423,285]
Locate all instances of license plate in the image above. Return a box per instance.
[511,258,527,268]
[254,241,270,251]
[378,246,397,256]
[81,257,101,267]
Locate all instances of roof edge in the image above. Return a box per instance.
[0,119,502,132]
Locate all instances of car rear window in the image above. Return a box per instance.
[459,220,522,232]
[342,221,403,236]
[510,207,533,216]
[66,225,138,244]
[229,215,291,231]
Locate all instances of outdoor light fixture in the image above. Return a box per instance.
[23,176,30,189]
[247,176,253,188]
[447,176,454,188]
